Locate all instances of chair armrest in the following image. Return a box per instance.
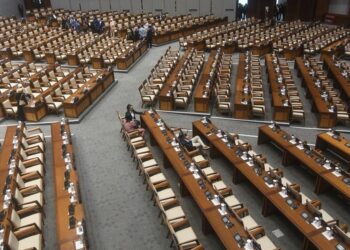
[21,171,43,182]
[14,224,42,239]
[20,186,42,196]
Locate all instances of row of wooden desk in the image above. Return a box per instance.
[153,18,227,46]
[63,69,114,118]
[316,131,350,163]
[233,54,251,119]
[158,49,192,111]
[51,121,88,250]
[141,111,267,250]
[323,56,350,102]
[258,125,350,200]
[193,50,217,113]
[192,120,350,250]
[295,57,336,128]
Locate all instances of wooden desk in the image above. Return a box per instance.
[258,125,350,200]
[51,122,88,250]
[158,49,191,111]
[193,50,216,113]
[63,70,114,118]
[323,56,350,102]
[141,112,252,250]
[233,54,251,119]
[193,120,350,249]
[265,54,291,122]
[316,132,350,163]
[295,57,336,128]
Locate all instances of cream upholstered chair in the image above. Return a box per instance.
[216,95,231,114]
[16,172,44,191]
[336,111,349,124]
[23,126,45,142]
[249,226,278,250]
[14,186,44,208]
[17,160,45,177]
[235,206,259,230]
[20,148,44,165]
[24,86,41,98]
[168,220,200,250]
[2,99,18,118]
[139,84,156,107]
[174,91,189,109]
[9,205,43,230]
[6,225,43,250]
[54,87,70,100]
[21,136,44,151]
[44,94,62,114]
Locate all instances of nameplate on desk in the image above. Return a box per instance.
[311,221,322,229]
[216,133,223,138]
[289,140,297,145]
[241,155,248,161]
[322,231,334,241]
[332,171,342,177]
[296,145,304,150]
[193,173,201,180]
[218,208,227,216]
[211,198,220,206]
[278,191,288,198]
[322,164,332,170]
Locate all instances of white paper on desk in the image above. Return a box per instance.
[218,208,227,216]
[332,171,342,177]
[289,140,297,145]
[193,173,201,180]
[268,124,274,128]
[265,182,274,188]
[207,133,213,137]
[322,231,334,241]
[211,198,220,206]
[311,221,322,229]
[278,191,288,198]
[74,240,85,250]
[247,161,254,167]
[241,155,248,161]
[326,132,333,136]
[296,145,304,150]
[322,164,332,170]
[222,138,228,143]
[216,133,223,138]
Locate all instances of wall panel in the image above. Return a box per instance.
[164,0,175,15]
[152,0,164,14]
[199,0,211,16]
[187,0,200,16]
[131,0,142,13]
[111,0,120,10]
[176,0,188,15]
[70,0,81,11]
[212,0,224,17]
[100,0,111,11]
[223,0,236,20]
[328,0,350,15]
[143,0,153,13]
[118,0,131,11]
[51,0,70,9]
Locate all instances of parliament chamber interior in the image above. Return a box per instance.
[0,0,350,249]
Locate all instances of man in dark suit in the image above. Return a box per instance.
[125,104,143,127]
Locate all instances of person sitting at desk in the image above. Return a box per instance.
[123,116,145,137]
[125,104,143,127]
[178,131,210,150]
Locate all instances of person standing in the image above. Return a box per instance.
[146,24,154,48]
[15,86,30,122]
[125,104,143,127]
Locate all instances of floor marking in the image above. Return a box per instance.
[272,229,284,238]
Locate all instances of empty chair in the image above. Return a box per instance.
[2,99,18,118]
[44,94,62,114]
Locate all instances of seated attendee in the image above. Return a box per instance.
[124,116,145,137]
[125,104,143,127]
[178,131,210,150]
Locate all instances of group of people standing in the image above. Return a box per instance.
[126,24,155,48]
[61,16,105,33]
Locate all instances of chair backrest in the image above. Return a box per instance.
[14,187,24,204]
[2,99,12,109]
[45,94,54,103]
[55,88,63,96]
[10,207,21,228]
[8,230,19,250]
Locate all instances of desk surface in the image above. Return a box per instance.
[258,125,350,200]
[193,120,350,249]
[51,122,87,249]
